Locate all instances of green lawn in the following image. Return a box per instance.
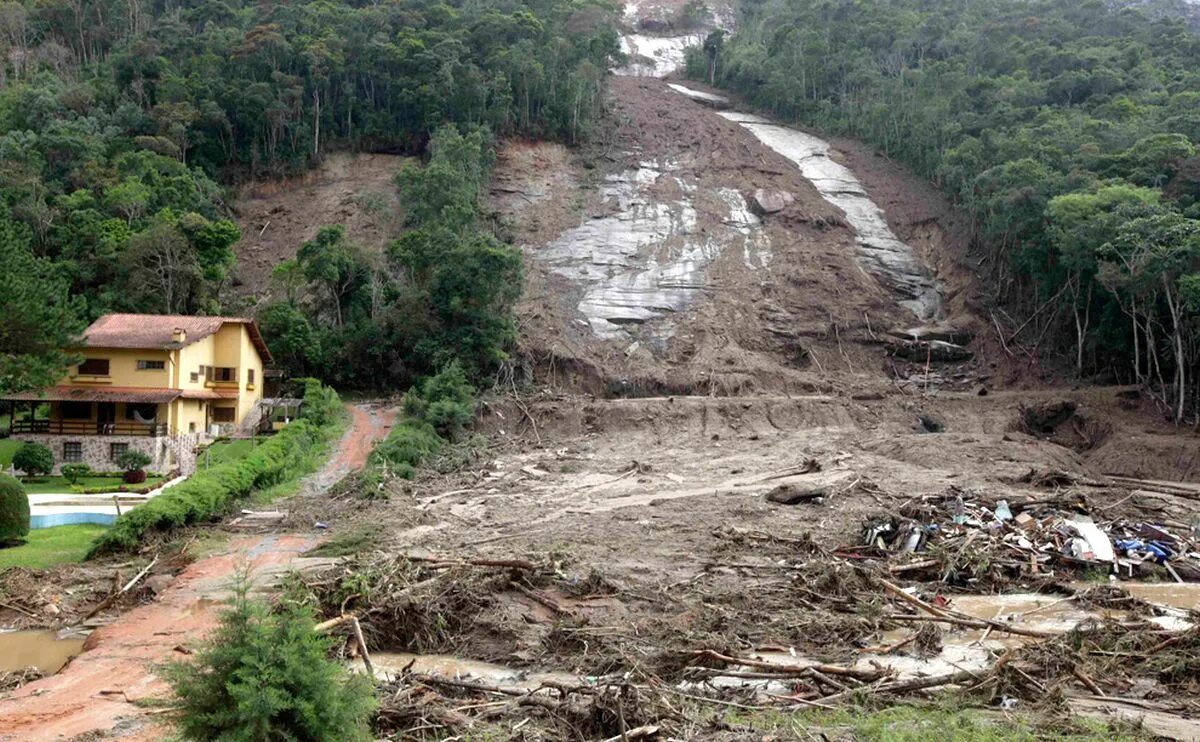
[198,437,262,468]
[0,439,20,468]
[0,524,109,570]
[19,475,166,494]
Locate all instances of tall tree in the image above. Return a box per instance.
[0,215,84,394]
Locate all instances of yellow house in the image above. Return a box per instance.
[4,314,272,474]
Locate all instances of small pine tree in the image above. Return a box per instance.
[166,585,376,741]
[0,474,30,544]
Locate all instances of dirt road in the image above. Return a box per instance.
[0,403,392,741]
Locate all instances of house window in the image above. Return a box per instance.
[61,402,91,420]
[78,358,110,376]
[110,442,129,461]
[190,372,199,383]
[211,367,235,382]
[125,403,157,422]
[247,369,255,386]
[63,441,83,463]
[137,360,165,370]
[189,422,196,433]
[212,407,236,423]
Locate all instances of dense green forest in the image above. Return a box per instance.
[697,0,1200,418]
[0,0,617,394]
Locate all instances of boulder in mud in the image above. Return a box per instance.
[889,324,974,346]
[1020,399,1077,434]
[748,188,795,216]
[637,17,673,32]
[766,484,826,505]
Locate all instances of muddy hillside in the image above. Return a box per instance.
[6,0,1200,739]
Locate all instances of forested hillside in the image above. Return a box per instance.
[699,0,1200,417]
[0,0,616,393]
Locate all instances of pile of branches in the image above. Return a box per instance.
[0,667,43,693]
[375,670,664,740]
[286,553,542,652]
[1008,620,1200,703]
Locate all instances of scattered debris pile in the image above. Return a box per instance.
[855,489,1200,583]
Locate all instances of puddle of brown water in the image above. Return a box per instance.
[0,631,86,674]
[370,652,576,689]
[1120,582,1200,611]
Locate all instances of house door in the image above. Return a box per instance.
[97,402,116,434]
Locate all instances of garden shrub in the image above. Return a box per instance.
[88,382,343,555]
[61,463,90,485]
[12,443,53,478]
[165,587,375,741]
[115,450,152,483]
[0,474,30,544]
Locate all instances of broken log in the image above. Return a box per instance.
[84,555,159,620]
[404,554,538,571]
[819,669,977,703]
[692,649,885,681]
[884,613,1057,638]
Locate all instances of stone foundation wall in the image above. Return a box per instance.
[9,434,199,476]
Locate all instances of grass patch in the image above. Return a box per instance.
[308,526,382,557]
[0,439,20,468]
[720,703,1140,741]
[198,438,265,469]
[19,475,165,495]
[0,524,108,570]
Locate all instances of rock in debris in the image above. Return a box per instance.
[748,188,796,216]
[144,574,174,596]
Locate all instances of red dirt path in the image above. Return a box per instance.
[0,403,391,741]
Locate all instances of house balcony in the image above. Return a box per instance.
[9,420,169,437]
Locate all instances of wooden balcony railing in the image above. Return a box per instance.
[10,420,169,437]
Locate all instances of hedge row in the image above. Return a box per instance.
[88,380,343,556]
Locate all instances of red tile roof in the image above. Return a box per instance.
[82,314,272,363]
[180,389,240,400]
[4,386,182,403]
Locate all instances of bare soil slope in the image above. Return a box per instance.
[230,153,409,305]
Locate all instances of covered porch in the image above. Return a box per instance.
[4,387,179,437]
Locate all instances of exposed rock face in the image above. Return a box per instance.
[748,188,795,215]
[667,83,731,109]
[719,111,945,320]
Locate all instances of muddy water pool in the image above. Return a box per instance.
[0,630,86,674]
